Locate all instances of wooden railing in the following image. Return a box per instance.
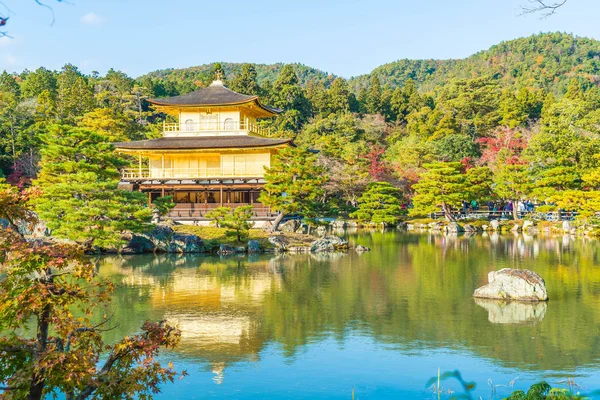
[166,204,275,219]
[121,168,265,180]
[430,210,579,221]
[163,121,270,136]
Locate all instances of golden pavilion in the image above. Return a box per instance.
[115,79,291,222]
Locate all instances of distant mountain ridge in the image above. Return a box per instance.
[140,33,600,95]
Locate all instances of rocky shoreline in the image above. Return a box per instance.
[121,224,361,255]
[402,218,598,237]
[5,217,367,255]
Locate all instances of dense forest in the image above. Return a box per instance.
[2,32,600,221]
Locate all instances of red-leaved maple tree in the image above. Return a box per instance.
[0,181,184,400]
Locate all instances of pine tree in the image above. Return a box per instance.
[32,125,151,249]
[327,78,351,114]
[56,64,95,122]
[258,146,327,232]
[493,164,534,220]
[305,80,328,116]
[365,75,382,114]
[410,162,473,221]
[229,63,260,95]
[350,182,404,225]
[271,65,311,131]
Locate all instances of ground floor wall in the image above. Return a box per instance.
[139,185,275,221]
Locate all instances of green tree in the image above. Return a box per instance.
[492,164,534,220]
[221,205,255,242]
[438,77,501,136]
[152,195,176,216]
[433,133,480,162]
[229,63,260,95]
[32,125,151,249]
[410,162,472,221]
[271,65,311,131]
[204,207,230,228]
[532,165,581,199]
[350,182,404,225]
[56,64,95,122]
[327,78,351,114]
[259,146,327,232]
[365,75,382,114]
[20,67,58,99]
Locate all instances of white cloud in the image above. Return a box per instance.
[0,34,22,47]
[81,12,104,26]
[3,53,17,66]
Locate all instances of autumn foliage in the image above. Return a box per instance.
[0,194,183,400]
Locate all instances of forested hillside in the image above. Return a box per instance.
[140,62,337,96]
[3,31,600,223]
[350,32,600,94]
[143,32,600,96]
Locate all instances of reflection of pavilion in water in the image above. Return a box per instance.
[103,255,285,384]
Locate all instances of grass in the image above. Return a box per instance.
[172,225,320,251]
[173,225,273,251]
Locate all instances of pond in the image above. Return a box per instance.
[97,231,600,399]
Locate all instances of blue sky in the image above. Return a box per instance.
[1,0,599,78]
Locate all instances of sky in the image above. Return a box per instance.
[1,0,599,78]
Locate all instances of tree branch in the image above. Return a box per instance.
[521,0,568,17]
[0,386,25,390]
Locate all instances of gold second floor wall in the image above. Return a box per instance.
[138,151,271,179]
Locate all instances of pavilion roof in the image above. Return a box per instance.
[148,80,281,116]
[114,136,292,151]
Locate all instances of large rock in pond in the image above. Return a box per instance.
[268,236,286,251]
[330,220,346,229]
[280,219,301,233]
[310,235,348,253]
[217,244,236,255]
[168,233,203,253]
[445,222,464,234]
[474,298,547,324]
[522,220,535,231]
[248,240,261,254]
[122,225,203,254]
[473,268,548,301]
[355,245,370,253]
[148,225,175,252]
[122,234,155,254]
[463,224,477,233]
[490,220,500,231]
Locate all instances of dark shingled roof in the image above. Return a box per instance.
[114,136,293,151]
[148,80,281,114]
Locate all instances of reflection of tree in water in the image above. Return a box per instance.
[98,233,600,381]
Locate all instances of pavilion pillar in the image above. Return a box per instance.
[161,186,165,197]
[147,192,151,207]
[161,154,165,178]
[220,186,223,207]
[138,154,143,178]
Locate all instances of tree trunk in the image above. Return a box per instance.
[512,200,519,221]
[270,213,284,233]
[29,301,52,400]
[441,202,456,222]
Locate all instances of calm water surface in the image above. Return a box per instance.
[97,231,600,399]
